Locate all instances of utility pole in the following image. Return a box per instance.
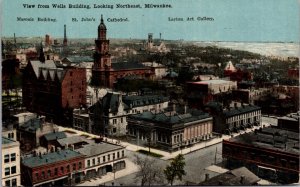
[214,146,217,165]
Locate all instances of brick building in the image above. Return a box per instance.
[91,15,154,88]
[21,149,85,186]
[222,126,299,184]
[22,48,86,125]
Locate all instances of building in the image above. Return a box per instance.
[222,126,299,184]
[186,79,237,108]
[142,61,168,79]
[75,142,126,180]
[17,116,58,152]
[2,137,21,187]
[21,149,85,186]
[205,102,261,134]
[39,131,67,149]
[90,16,154,88]
[277,112,299,133]
[73,108,92,133]
[22,47,87,125]
[63,24,67,46]
[199,167,260,185]
[88,92,169,136]
[127,109,213,151]
[145,33,169,53]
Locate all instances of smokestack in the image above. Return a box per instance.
[160,33,162,40]
[63,24,67,46]
[14,33,16,45]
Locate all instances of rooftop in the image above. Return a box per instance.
[200,167,260,185]
[229,126,299,155]
[130,110,211,125]
[2,137,16,144]
[76,142,124,157]
[112,61,149,71]
[43,132,67,141]
[223,104,261,117]
[22,149,83,168]
[123,95,169,109]
[187,79,235,85]
[57,136,91,147]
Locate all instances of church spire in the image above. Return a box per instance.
[98,15,107,39]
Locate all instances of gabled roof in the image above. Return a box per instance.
[30,60,65,81]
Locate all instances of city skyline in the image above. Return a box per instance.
[2,0,300,42]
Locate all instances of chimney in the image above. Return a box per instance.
[172,103,176,112]
[205,173,210,181]
[240,175,245,184]
[184,104,187,114]
[71,144,75,150]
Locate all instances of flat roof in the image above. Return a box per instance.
[228,127,299,155]
[187,79,235,85]
[22,149,83,168]
[76,143,124,157]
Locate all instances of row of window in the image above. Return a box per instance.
[87,150,125,167]
[4,153,16,163]
[5,166,17,176]
[34,162,82,180]
[4,178,17,187]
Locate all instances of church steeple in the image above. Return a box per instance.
[98,15,107,40]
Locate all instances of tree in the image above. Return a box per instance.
[164,154,186,185]
[134,154,164,186]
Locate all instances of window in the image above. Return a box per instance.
[108,154,110,161]
[70,72,73,76]
[41,171,45,178]
[4,154,9,163]
[92,158,95,165]
[47,170,51,177]
[67,165,70,172]
[113,128,116,133]
[5,180,10,187]
[79,162,82,169]
[5,167,10,176]
[121,118,123,123]
[73,163,76,170]
[113,119,117,124]
[87,160,90,167]
[98,157,100,164]
[103,156,106,162]
[35,173,39,180]
[113,153,115,160]
[12,178,17,186]
[70,81,73,86]
[61,167,64,174]
[11,153,16,162]
[11,166,16,174]
[117,152,120,158]
[54,168,58,175]
[122,150,124,157]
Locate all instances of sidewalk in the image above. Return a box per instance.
[76,158,139,186]
[59,123,270,161]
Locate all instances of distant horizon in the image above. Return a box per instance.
[2,36,299,44]
[2,0,299,43]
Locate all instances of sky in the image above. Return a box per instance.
[1,0,300,42]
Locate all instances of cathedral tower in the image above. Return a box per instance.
[91,15,112,87]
